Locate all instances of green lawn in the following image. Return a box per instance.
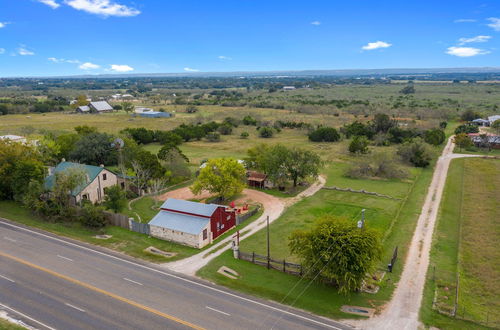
[0,200,198,262]
[123,196,159,223]
[240,189,401,262]
[421,158,500,330]
[199,150,439,319]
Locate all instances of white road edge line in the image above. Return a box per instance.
[0,302,56,330]
[3,236,16,242]
[0,274,15,283]
[65,303,86,313]
[123,277,143,286]
[57,255,73,262]
[206,306,230,316]
[0,220,347,330]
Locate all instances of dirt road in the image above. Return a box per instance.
[351,137,482,330]
[162,176,326,276]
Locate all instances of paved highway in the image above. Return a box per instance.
[0,219,351,330]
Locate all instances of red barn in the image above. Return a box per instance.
[148,198,236,248]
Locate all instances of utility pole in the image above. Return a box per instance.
[267,215,270,269]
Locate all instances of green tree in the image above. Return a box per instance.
[53,167,87,209]
[348,136,369,154]
[121,102,134,114]
[424,129,446,145]
[69,132,117,166]
[454,124,479,134]
[0,141,45,200]
[372,113,395,133]
[206,132,221,142]
[397,138,433,167]
[284,148,322,187]
[460,109,478,122]
[491,119,500,135]
[190,158,246,200]
[453,133,473,151]
[103,185,127,213]
[289,216,382,295]
[240,131,249,139]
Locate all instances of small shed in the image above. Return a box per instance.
[76,105,90,113]
[247,171,267,188]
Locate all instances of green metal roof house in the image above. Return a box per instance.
[44,161,119,204]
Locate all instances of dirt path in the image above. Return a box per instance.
[350,137,482,330]
[161,176,326,276]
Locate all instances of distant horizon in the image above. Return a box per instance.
[1,1,500,77]
[2,66,500,79]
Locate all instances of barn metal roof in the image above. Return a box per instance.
[160,198,220,217]
[148,210,209,235]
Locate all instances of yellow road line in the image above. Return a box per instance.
[0,251,205,330]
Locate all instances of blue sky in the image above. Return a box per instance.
[0,0,499,77]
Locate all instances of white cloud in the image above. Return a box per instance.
[184,67,200,72]
[109,64,134,72]
[218,55,232,60]
[361,41,392,50]
[0,48,5,54]
[487,17,500,31]
[79,62,100,70]
[18,46,35,56]
[0,22,9,28]
[64,0,140,17]
[446,46,490,57]
[454,18,476,23]
[49,57,81,63]
[311,21,321,26]
[36,0,61,9]
[458,35,491,45]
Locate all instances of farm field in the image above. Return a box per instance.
[421,158,500,329]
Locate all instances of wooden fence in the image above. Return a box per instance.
[237,250,302,276]
[236,206,261,225]
[103,211,130,229]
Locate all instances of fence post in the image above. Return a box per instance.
[252,252,255,264]
[300,265,303,276]
[283,259,286,272]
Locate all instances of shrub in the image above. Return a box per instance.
[240,132,249,139]
[259,127,274,138]
[455,124,479,134]
[186,105,198,113]
[80,203,107,229]
[424,129,446,145]
[206,132,221,142]
[242,115,258,126]
[397,138,433,167]
[346,153,409,179]
[439,121,448,129]
[217,123,233,135]
[308,127,340,142]
[348,136,369,154]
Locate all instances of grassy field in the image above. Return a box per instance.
[198,150,439,319]
[421,158,500,329]
[0,200,199,262]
